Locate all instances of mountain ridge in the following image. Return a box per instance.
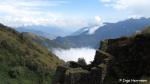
[54,18,150,48]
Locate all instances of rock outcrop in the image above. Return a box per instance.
[52,33,150,84]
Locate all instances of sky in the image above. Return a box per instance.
[0,0,150,30]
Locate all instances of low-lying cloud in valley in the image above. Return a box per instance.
[52,48,96,64]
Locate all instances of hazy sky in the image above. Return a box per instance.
[0,0,150,29]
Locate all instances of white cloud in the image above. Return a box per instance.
[100,0,150,17]
[0,0,104,30]
[52,48,96,64]
[0,0,91,29]
[95,16,102,25]
[128,15,142,19]
[88,25,102,35]
[0,0,66,26]
[100,0,111,3]
[87,16,103,27]
[0,0,68,7]
[114,0,150,10]
[87,16,104,34]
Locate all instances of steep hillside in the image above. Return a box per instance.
[54,18,150,48]
[0,23,64,84]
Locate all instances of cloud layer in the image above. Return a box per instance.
[100,0,150,17]
[52,48,96,64]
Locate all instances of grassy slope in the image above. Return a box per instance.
[142,26,150,34]
[0,24,64,84]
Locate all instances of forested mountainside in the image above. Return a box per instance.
[0,23,64,84]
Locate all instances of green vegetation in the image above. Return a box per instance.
[142,26,150,34]
[0,23,64,84]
